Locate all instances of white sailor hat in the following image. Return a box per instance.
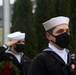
[43,16,70,31]
[7,31,25,40]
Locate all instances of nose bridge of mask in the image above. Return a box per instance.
[50,32,69,43]
[58,32,69,37]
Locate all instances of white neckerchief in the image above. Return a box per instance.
[14,54,21,63]
[5,50,23,63]
[48,43,67,64]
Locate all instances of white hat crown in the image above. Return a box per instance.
[43,16,70,31]
[7,31,25,40]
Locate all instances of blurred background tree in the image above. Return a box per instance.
[11,0,38,59]
[11,0,75,59]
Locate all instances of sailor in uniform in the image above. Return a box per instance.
[28,16,74,75]
[0,31,31,75]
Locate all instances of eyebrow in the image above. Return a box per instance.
[56,28,70,33]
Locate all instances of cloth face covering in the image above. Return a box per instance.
[14,44,25,52]
[51,32,70,48]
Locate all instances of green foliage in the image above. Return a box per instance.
[0,61,20,75]
[35,0,48,53]
[11,0,38,59]
[70,0,76,32]
[68,23,74,53]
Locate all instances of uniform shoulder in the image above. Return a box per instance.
[22,55,31,61]
[33,51,48,61]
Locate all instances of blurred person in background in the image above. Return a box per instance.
[0,31,31,75]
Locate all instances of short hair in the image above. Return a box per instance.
[46,27,56,35]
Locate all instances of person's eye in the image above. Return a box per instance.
[56,29,64,34]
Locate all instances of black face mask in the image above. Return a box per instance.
[14,44,25,53]
[52,32,70,48]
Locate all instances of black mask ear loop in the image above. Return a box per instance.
[48,32,56,43]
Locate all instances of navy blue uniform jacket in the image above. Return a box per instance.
[28,48,74,75]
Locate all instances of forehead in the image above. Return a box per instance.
[53,24,69,32]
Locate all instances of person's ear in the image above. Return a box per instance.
[45,32,52,40]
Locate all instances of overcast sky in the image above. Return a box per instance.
[0,0,15,6]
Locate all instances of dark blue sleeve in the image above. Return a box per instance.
[0,46,7,54]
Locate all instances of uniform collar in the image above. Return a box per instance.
[5,50,24,56]
[43,43,69,53]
